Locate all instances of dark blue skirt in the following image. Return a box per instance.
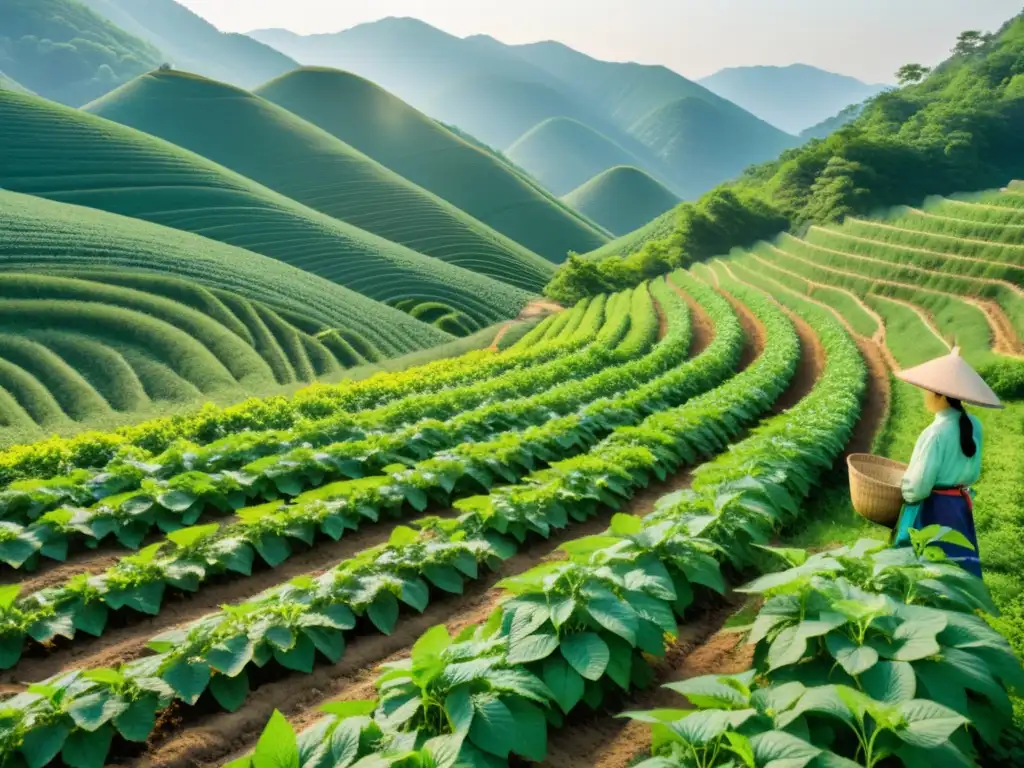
[916,490,981,577]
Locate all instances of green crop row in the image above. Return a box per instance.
[0,294,619,535]
[774,234,1024,338]
[813,221,1024,279]
[0,276,692,664]
[851,212,1024,259]
[0,289,638,567]
[920,196,1024,226]
[0,272,776,767]
[626,527,1022,768]
[0,298,593,487]
[223,279,859,768]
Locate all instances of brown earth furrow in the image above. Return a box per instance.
[961,297,1024,356]
[4,515,415,685]
[132,293,742,768]
[868,294,951,352]
[766,244,1020,358]
[542,603,752,768]
[6,550,128,593]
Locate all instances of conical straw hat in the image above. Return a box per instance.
[896,347,1003,409]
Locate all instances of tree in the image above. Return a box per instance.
[953,30,989,56]
[896,63,930,85]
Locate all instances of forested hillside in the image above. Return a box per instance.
[76,0,298,89]
[551,12,1024,300]
[0,0,160,105]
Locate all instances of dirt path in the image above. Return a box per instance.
[489,299,564,350]
[961,297,1024,357]
[540,277,832,767]
[665,278,716,359]
[4,516,415,685]
[543,601,753,768]
[869,294,951,352]
[766,244,1022,358]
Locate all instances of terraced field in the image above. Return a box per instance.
[254,68,612,262]
[85,70,555,293]
[0,185,1020,768]
[0,89,534,334]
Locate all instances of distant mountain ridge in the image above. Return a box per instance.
[76,0,298,89]
[249,17,797,201]
[563,166,680,236]
[698,63,889,134]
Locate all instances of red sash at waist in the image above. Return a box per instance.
[933,487,973,512]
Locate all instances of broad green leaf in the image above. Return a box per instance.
[113,697,161,741]
[254,534,291,568]
[767,626,807,670]
[61,725,115,768]
[205,635,255,677]
[73,601,109,637]
[265,626,295,651]
[896,700,968,749]
[253,710,299,768]
[274,634,316,673]
[388,526,419,547]
[670,709,753,746]
[507,632,559,665]
[665,674,749,710]
[318,699,376,718]
[68,692,129,731]
[367,592,399,635]
[505,697,547,761]
[167,523,219,549]
[162,658,212,705]
[724,731,756,768]
[413,625,451,665]
[305,626,345,664]
[860,661,916,703]
[468,696,515,758]
[0,584,19,610]
[550,597,576,629]
[542,655,585,714]
[445,685,474,733]
[561,633,610,681]
[749,729,821,768]
[159,489,198,512]
[210,671,250,712]
[329,719,364,767]
[586,598,638,645]
[825,634,879,677]
[19,722,69,768]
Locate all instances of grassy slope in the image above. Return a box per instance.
[697,64,887,134]
[76,0,297,89]
[563,166,681,236]
[631,96,796,199]
[0,0,161,105]
[507,117,643,196]
[86,70,554,292]
[255,68,610,262]
[0,71,33,95]
[0,189,433,353]
[0,88,531,332]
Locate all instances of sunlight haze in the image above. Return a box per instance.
[177,0,1020,82]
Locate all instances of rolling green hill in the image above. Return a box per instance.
[0,189,449,362]
[631,96,796,199]
[0,71,32,95]
[255,67,610,262]
[563,166,680,236]
[507,117,643,196]
[76,0,298,89]
[85,69,554,292]
[0,88,533,333]
[697,64,888,134]
[0,0,161,105]
[0,190,455,443]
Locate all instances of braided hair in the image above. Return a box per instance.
[946,397,977,458]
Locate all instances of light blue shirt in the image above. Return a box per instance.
[901,408,983,503]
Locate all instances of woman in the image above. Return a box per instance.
[892,347,1003,577]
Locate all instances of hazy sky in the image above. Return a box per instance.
[177,0,1021,83]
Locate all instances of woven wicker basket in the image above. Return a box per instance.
[847,453,908,527]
